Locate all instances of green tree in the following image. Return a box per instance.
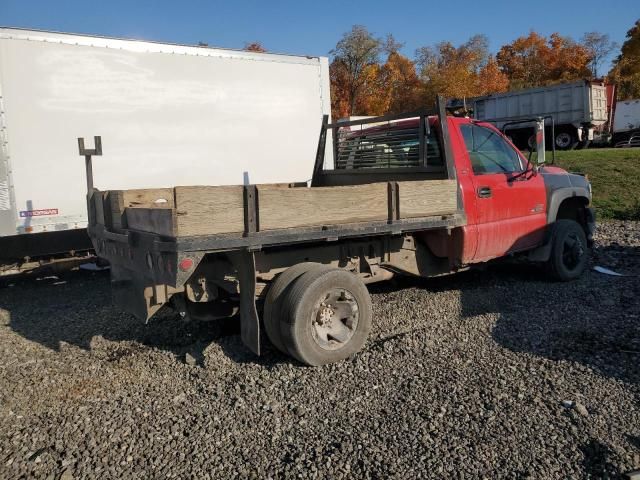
[608,20,640,99]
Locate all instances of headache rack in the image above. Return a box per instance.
[312,96,458,188]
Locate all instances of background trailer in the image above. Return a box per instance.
[0,28,331,264]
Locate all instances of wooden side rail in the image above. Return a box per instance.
[118,180,458,238]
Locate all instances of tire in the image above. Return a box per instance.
[546,220,589,281]
[263,262,329,354]
[554,131,578,150]
[280,267,372,366]
[576,139,591,150]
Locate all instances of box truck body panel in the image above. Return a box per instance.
[0,28,331,242]
[613,99,640,134]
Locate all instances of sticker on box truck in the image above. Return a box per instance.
[0,181,10,211]
[19,208,59,217]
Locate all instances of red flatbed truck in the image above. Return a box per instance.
[82,97,595,366]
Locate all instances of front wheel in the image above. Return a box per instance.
[546,220,589,281]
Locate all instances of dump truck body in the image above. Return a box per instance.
[471,80,608,150]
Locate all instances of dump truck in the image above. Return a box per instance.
[0,27,330,267]
[471,80,608,150]
[84,98,595,366]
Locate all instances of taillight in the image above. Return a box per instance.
[179,257,194,272]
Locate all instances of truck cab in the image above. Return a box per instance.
[334,115,594,274]
[451,117,593,267]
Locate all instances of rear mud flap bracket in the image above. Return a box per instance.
[229,250,260,356]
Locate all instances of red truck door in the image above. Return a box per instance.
[458,123,547,262]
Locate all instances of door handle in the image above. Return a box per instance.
[477,186,492,198]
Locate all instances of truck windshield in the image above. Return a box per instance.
[335,123,443,170]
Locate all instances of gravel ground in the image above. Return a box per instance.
[0,221,638,479]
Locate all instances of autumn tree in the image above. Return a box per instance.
[329,60,352,119]
[495,31,547,88]
[329,25,382,116]
[477,56,509,95]
[340,34,419,114]
[416,34,507,103]
[383,34,404,56]
[496,32,590,89]
[581,32,617,78]
[608,19,640,99]
[380,52,422,113]
[546,33,592,81]
[353,63,386,115]
[244,42,266,52]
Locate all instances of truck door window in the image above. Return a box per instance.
[460,124,523,174]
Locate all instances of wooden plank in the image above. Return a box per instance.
[113,180,458,238]
[258,183,388,230]
[122,188,175,209]
[125,208,176,237]
[397,180,457,219]
[175,185,245,236]
[107,188,175,230]
[257,182,307,189]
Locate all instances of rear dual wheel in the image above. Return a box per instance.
[527,131,581,151]
[263,264,372,366]
[554,131,578,150]
[263,262,325,354]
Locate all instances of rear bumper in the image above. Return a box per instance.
[88,225,187,321]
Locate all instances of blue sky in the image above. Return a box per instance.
[2,0,637,67]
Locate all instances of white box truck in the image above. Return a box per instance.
[0,28,331,266]
[470,80,608,150]
[612,98,640,147]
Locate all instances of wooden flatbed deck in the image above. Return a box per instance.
[89,179,463,253]
[93,179,458,234]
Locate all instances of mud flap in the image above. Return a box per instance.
[110,265,171,322]
[527,225,554,263]
[585,207,596,247]
[110,265,155,321]
[228,249,260,356]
